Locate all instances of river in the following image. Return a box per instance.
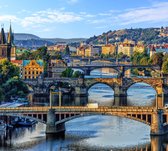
[0,69,167,151]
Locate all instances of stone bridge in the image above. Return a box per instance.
[24,76,168,106]
[59,64,160,76]
[1,106,168,136]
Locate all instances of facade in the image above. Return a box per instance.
[0,24,15,61]
[48,59,67,78]
[118,39,135,56]
[102,44,116,55]
[133,43,145,53]
[150,45,156,58]
[22,60,43,79]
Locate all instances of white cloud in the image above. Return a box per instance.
[21,10,83,27]
[0,15,19,22]
[116,2,168,25]
[88,2,168,27]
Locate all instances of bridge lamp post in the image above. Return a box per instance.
[49,86,56,109]
[156,93,158,110]
[58,87,62,107]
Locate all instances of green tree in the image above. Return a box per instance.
[72,71,82,78]
[150,52,164,69]
[0,59,19,83]
[140,56,149,65]
[2,76,29,100]
[61,68,74,77]
[162,60,168,74]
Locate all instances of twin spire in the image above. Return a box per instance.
[0,22,14,45]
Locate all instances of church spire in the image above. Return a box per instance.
[0,24,6,44]
[7,22,14,45]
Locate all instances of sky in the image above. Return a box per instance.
[0,0,167,38]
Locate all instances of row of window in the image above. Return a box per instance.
[24,76,38,79]
[24,71,42,74]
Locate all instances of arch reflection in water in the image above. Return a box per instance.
[127,82,156,106]
[1,116,168,151]
[88,83,114,106]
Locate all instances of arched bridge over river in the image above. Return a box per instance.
[0,106,168,136]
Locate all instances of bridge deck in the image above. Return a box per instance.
[0,106,157,113]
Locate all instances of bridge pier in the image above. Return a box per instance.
[114,86,127,97]
[46,109,65,136]
[150,109,167,136]
[74,86,88,97]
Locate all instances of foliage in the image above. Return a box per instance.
[0,59,20,83]
[0,59,29,101]
[61,68,82,78]
[2,76,29,100]
[86,28,168,45]
[162,60,168,74]
[61,68,73,77]
[64,45,70,56]
[72,71,82,78]
[149,52,164,68]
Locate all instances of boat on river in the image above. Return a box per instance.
[11,117,37,127]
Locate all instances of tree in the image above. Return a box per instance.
[140,56,149,65]
[72,71,82,78]
[0,59,19,83]
[0,59,29,102]
[61,68,74,77]
[162,60,168,74]
[2,76,29,100]
[65,45,70,56]
[150,52,164,69]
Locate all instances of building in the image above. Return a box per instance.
[48,59,67,78]
[133,42,145,53]
[150,45,156,58]
[84,45,101,57]
[0,24,16,61]
[101,44,116,55]
[159,27,168,37]
[22,60,43,79]
[118,39,135,56]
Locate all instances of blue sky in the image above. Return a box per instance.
[0,0,167,38]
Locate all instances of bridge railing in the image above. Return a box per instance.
[0,106,155,113]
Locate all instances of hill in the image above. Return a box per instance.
[11,33,86,48]
[86,28,168,45]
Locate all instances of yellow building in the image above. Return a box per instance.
[133,41,145,53]
[118,39,135,56]
[77,46,86,57]
[101,44,116,55]
[22,60,43,79]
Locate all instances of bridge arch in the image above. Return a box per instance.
[127,82,156,106]
[0,113,46,124]
[126,81,158,95]
[87,82,114,92]
[90,67,119,77]
[57,113,151,127]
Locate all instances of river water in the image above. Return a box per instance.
[0,69,167,151]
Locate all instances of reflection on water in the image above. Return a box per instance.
[0,116,152,151]
[88,83,156,107]
[1,115,168,151]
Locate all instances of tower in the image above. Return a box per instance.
[0,25,11,61]
[0,23,15,61]
[7,22,14,45]
[150,45,156,58]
